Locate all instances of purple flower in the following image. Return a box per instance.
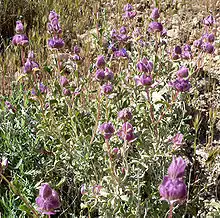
[48,37,64,49]
[202,42,215,54]
[24,59,33,74]
[203,15,215,26]
[176,66,189,78]
[151,8,160,20]
[120,26,127,34]
[104,68,114,81]
[148,22,163,33]
[174,46,182,55]
[170,78,191,92]
[49,10,59,21]
[60,76,69,87]
[114,48,128,58]
[118,122,135,142]
[81,184,87,195]
[99,122,115,140]
[123,11,137,19]
[12,34,29,46]
[159,176,187,203]
[96,55,105,68]
[101,83,113,95]
[39,83,47,94]
[168,156,186,179]
[184,44,191,51]
[137,58,153,73]
[117,108,132,122]
[171,52,180,60]
[63,88,71,96]
[193,39,203,49]
[161,28,167,37]
[72,54,81,61]
[124,4,133,11]
[135,74,153,87]
[132,27,142,39]
[110,29,117,40]
[207,33,215,43]
[5,101,16,113]
[95,69,105,81]
[73,45,80,54]
[112,147,119,154]
[36,183,61,215]
[172,133,184,147]
[31,88,37,96]
[15,20,24,33]
[28,51,35,60]
[108,43,117,52]
[182,51,192,60]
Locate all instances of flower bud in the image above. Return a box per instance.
[176,66,189,78]
[96,55,105,68]
[151,8,160,20]
[148,22,163,33]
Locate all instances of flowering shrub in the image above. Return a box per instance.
[0,1,219,217]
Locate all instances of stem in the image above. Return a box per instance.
[168,203,173,218]
[0,174,39,217]
[105,139,119,183]
[90,88,101,144]
[21,47,25,66]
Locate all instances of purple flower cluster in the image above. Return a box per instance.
[122,4,137,19]
[118,122,135,142]
[95,68,114,82]
[159,157,187,204]
[169,66,191,92]
[47,11,64,49]
[36,183,61,215]
[172,44,192,60]
[99,122,115,140]
[12,20,29,46]
[23,51,39,74]
[117,108,132,122]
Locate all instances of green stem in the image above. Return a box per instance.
[0,174,39,217]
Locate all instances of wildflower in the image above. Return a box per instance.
[151,8,160,20]
[159,176,187,203]
[39,83,47,94]
[172,133,184,147]
[49,10,59,22]
[203,15,215,26]
[63,88,71,96]
[99,122,115,140]
[176,66,189,78]
[5,101,16,113]
[182,51,192,60]
[134,74,153,86]
[183,44,191,51]
[48,37,64,49]
[15,20,24,33]
[28,51,35,60]
[123,11,137,19]
[193,39,203,49]
[174,46,182,55]
[120,26,127,34]
[81,184,87,195]
[96,55,105,68]
[36,183,61,215]
[114,48,128,58]
[95,69,105,81]
[207,33,215,43]
[118,122,135,142]
[202,42,215,54]
[101,83,113,95]
[12,34,29,46]
[60,76,69,87]
[124,4,133,11]
[169,78,191,92]
[117,108,132,122]
[73,45,80,54]
[171,52,180,60]
[112,147,119,154]
[168,157,186,179]
[148,22,163,33]
[137,58,153,73]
